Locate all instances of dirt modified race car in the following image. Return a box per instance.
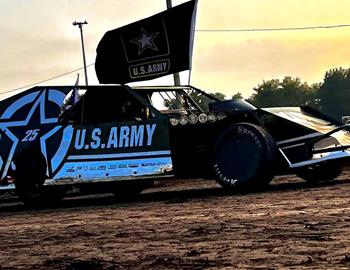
[0,85,349,206]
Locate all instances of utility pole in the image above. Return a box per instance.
[166,0,181,86]
[73,20,89,87]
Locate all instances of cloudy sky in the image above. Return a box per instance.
[1,0,350,99]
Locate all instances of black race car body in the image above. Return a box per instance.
[0,85,349,203]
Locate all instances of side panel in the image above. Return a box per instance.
[51,117,173,181]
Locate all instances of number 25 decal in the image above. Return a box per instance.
[22,129,40,142]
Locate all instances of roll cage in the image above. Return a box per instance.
[59,85,221,125]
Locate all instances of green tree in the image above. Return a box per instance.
[249,77,318,108]
[305,83,321,108]
[317,67,350,120]
[231,92,243,99]
[211,92,226,100]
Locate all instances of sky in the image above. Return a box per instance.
[1,0,350,99]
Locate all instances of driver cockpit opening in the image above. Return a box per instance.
[59,86,152,125]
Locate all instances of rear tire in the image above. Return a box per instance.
[296,161,342,183]
[212,123,277,190]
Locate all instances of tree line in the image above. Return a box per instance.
[211,67,350,121]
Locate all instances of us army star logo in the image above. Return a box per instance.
[130,28,160,56]
[0,89,66,180]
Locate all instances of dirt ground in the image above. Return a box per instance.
[2,172,350,269]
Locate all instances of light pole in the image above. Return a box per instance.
[73,20,89,87]
[166,0,181,86]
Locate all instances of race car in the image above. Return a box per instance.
[0,85,349,206]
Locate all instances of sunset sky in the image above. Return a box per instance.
[1,0,350,99]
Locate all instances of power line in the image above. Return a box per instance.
[0,63,94,96]
[2,23,350,96]
[196,23,350,32]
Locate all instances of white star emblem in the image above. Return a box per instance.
[130,28,160,56]
[0,89,65,180]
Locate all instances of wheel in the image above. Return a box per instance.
[296,161,342,183]
[212,123,277,190]
[14,152,65,207]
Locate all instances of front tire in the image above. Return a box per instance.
[212,123,277,190]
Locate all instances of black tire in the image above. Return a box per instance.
[14,152,65,207]
[296,161,342,183]
[212,123,277,190]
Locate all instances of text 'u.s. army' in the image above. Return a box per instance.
[74,124,156,150]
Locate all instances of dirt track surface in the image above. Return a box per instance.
[2,173,350,269]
